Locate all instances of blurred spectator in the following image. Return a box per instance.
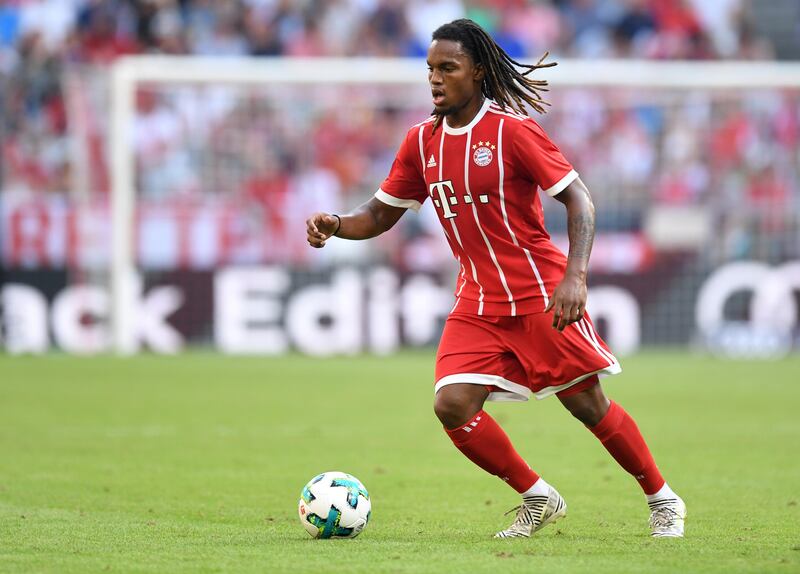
[76,1,139,63]
[405,0,465,55]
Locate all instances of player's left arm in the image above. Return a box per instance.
[545,176,595,331]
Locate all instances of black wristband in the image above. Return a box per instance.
[332,214,342,237]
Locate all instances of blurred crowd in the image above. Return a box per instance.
[0,0,775,63]
[0,0,796,267]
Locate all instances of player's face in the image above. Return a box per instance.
[427,39,484,118]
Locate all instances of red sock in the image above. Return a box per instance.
[589,401,665,495]
[445,410,539,493]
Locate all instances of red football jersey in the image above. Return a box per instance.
[376,98,578,316]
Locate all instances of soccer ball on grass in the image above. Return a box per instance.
[298,471,371,539]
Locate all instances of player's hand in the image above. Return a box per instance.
[544,274,587,332]
[306,213,340,248]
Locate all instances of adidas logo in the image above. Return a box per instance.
[427,154,437,168]
[461,416,481,433]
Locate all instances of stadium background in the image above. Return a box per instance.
[1,0,798,356]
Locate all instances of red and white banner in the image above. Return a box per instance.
[1,194,653,273]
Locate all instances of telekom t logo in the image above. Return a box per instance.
[429,180,490,219]
[429,180,458,219]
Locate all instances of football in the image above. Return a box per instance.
[298,471,371,539]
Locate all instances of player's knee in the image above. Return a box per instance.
[433,390,477,430]
[559,381,610,426]
[565,401,608,427]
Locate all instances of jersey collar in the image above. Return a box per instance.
[443,98,492,136]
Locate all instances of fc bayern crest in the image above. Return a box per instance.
[473,145,493,167]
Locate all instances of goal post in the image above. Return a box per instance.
[109,57,800,355]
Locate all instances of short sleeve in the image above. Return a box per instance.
[511,119,578,196]
[375,126,428,212]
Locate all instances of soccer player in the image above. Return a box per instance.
[306,18,685,539]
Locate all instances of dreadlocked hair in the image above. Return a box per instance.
[430,19,556,131]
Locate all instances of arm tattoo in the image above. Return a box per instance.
[366,201,381,228]
[567,212,594,263]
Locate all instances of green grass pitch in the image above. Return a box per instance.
[1,351,799,573]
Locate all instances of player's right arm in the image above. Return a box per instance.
[306,198,407,248]
[307,124,429,249]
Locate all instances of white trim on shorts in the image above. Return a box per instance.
[534,362,622,400]
[434,362,623,402]
[435,373,531,402]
